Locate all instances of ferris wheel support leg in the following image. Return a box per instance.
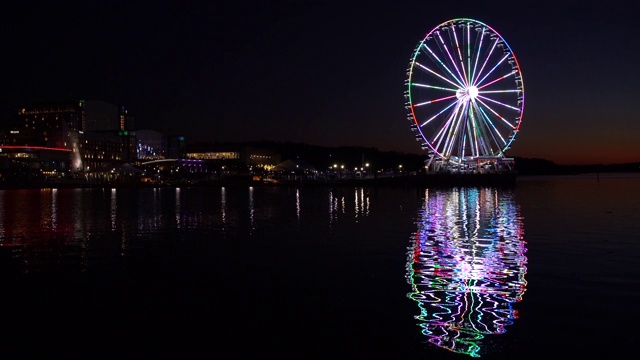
[425,156,435,173]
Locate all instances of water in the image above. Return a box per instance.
[1,174,638,358]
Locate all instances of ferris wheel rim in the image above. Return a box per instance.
[405,18,525,166]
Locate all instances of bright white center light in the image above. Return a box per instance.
[456,86,479,99]
[468,86,478,98]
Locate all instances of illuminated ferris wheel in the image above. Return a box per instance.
[404,18,524,171]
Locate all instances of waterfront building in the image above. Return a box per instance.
[1,99,137,180]
[78,129,137,173]
[185,143,281,173]
[136,129,167,160]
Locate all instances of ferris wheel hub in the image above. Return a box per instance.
[456,86,478,100]
[468,86,478,98]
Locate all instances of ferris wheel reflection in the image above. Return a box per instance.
[406,187,527,357]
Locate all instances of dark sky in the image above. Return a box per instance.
[1,0,639,165]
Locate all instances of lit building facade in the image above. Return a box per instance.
[136,129,166,160]
[185,144,281,172]
[15,100,83,149]
[4,99,137,176]
[77,130,137,172]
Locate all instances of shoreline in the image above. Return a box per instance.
[0,172,519,190]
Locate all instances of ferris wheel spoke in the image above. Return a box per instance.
[465,125,474,158]
[473,101,509,148]
[477,70,518,91]
[465,108,479,158]
[472,37,500,86]
[430,110,456,150]
[460,87,499,157]
[469,112,500,156]
[441,116,457,157]
[480,89,520,94]
[475,53,510,88]
[413,93,458,108]
[474,99,514,140]
[457,103,473,158]
[469,26,488,88]
[465,23,473,86]
[476,94,521,114]
[442,104,466,158]
[412,83,458,93]
[449,22,470,88]
[468,109,484,156]
[472,106,499,155]
[435,29,468,88]
[431,102,463,155]
[415,61,464,90]
[418,99,459,127]
[420,44,467,88]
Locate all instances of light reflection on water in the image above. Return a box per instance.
[1,176,638,357]
[406,187,527,357]
[0,186,374,275]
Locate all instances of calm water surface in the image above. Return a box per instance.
[1,173,638,358]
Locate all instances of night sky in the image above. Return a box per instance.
[1,0,639,165]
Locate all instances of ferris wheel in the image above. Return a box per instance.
[404,18,524,171]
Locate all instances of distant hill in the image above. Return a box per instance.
[513,157,640,175]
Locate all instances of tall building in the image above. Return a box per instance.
[84,100,134,131]
[6,99,138,174]
[15,100,85,149]
[76,99,137,167]
[0,100,85,180]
